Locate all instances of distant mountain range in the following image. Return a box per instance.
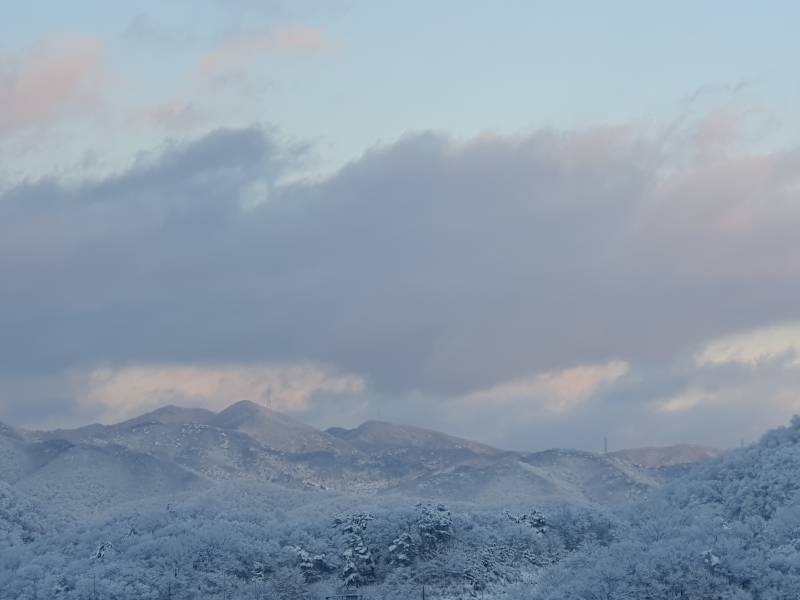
[0,401,720,515]
[609,444,724,468]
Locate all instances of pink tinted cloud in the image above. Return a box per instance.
[200,26,327,78]
[0,37,107,135]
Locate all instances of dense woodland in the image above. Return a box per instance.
[1,482,612,599]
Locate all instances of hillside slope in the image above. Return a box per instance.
[539,416,800,598]
[16,442,209,515]
[610,443,724,468]
[9,402,668,511]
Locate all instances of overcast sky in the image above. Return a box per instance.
[3,1,800,451]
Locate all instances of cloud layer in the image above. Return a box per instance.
[0,37,106,136]
[200,26,327,79]
[2,116,800,447]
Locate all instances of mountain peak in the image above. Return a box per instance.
[212,400,351,456]
[119,404,216,428]
[216,399,270,417]
[212,400,287,428]
[327,419,500,455]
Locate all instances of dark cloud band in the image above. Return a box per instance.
[2,120,800,424]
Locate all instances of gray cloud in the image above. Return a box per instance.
[2,119,800,442]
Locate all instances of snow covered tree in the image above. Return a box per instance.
[388,532,415,567]
[416,503,452,556]
[523,509,547,536]
[507,508,548,536]
[334,513,377,588]
[268,566,307,600]
[291,546,335,583]
[93,540,116,561]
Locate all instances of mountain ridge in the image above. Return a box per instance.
[0,401,717,513]
[609,443,724,468]
[326,419,502,454]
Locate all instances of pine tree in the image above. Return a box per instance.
[416,504,452,556]
[334,513,376,588]
[388,532,415,567]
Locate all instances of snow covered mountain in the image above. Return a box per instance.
[327,420,500,455]
[609,443,724,468]
[1,402,673,514]
[213,401,355,456]
[3,413,800,599]
[0,421,33,483]
[15,442,208,515]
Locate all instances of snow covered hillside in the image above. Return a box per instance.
[2,401,672,514]
[537,416,800,598]
[0,485,615,600]
[3,402,798,599]
[610,443,724,468]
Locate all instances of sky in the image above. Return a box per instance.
[3,1,800,452]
